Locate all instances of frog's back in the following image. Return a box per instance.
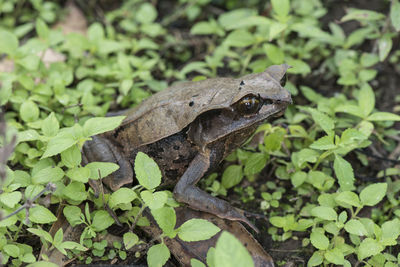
[108,67,285,148]
[110,77,239,148]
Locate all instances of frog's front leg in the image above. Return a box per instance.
[173,150,259,232]
[82,135,133,192]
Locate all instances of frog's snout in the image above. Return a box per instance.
[280,89,293,105]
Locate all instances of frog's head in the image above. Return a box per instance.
[188,64,292,150]
[231,63,292,120]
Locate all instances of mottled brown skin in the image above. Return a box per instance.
[82,64,292,231]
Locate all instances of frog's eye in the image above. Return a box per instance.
[237,95,261,115]
[280,73,287,87]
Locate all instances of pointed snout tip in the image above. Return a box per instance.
[282,90,293,105]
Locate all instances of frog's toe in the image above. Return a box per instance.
[226,208,260,233]
[243,210,266,220]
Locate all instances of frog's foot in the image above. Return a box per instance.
[243,210,266,220]
[226,207,260,233]
[82,135,133,192]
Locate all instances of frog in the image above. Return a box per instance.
[82,64,292,232]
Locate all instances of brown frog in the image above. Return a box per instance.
[82,64,292,231]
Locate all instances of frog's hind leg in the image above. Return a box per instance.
[82,135,133,192]
[173,150,259,233]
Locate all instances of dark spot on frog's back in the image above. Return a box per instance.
[166,108,173,117]
[240,80,245,86]
[189,101,194,107]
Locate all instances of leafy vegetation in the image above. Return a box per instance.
[0,0,400,266]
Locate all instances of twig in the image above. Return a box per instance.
[356,149,400,164]
[98,169,122,226]
[1,183,57,224]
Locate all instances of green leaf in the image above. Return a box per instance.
[60,241,87,251]
[0,191,22,209]
[333,155,355,191]
[0,29,18,56]
[310,231,329,250]
[300,86,323,103]
[191,20,224,36]
[357,238,384,260]
[271,0,290,17]
[291,148,319,168]
[134,152,162,190]
[307,108,335,134]
[341,9,385,22]
[63,181,87,202]
[269,21,287,41]
[83,116,125,137]
[218,9,257,30]
[360,53,379,67]
[221,165,243,189]
[147,244,170,267]
[310,135,336,150]
[264,44,284,64]
[32,166,64,184]
[151,206,176,236]
[214,231,254,267]
[335,104,364,118]
[325,248,344,265]
[120,79,133,95]
[27,261,59,267]
[17,54,40,71]
[360,183,387,206]
[225,29,256,47]
[61,145,81,168]
[136,3,158,24]
[92,210,114,231]
[141,191,168,210]
[264,129,285,152]
[18,130,40,142]
[344,219,368,236]
[42,112,59,137]
[63,205,83,227]
[109,188,137,209]
[367,112,400,121]
[378,35,392,61]
[335,191,362,208]
[36,19,49,40]
[244,153,267,175]
[28,227,53,244]
[358,83,375,117]
[308,251,324,266]
[291,171,307,187]
[340,128,367,145]
[177,219,220,242]
[29,206,57,224]
[123,232,139,250]
[381,219,400,240]
[190,258,206,267]
[286,58,311,74]
[66,167,91,183]
[4,244,20,257]
[311,206,337,221]
[359,69,377,82]
[85,162,118,180]
[42,131,77,158]
[391,0,400,31]
[20,100,40,123]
